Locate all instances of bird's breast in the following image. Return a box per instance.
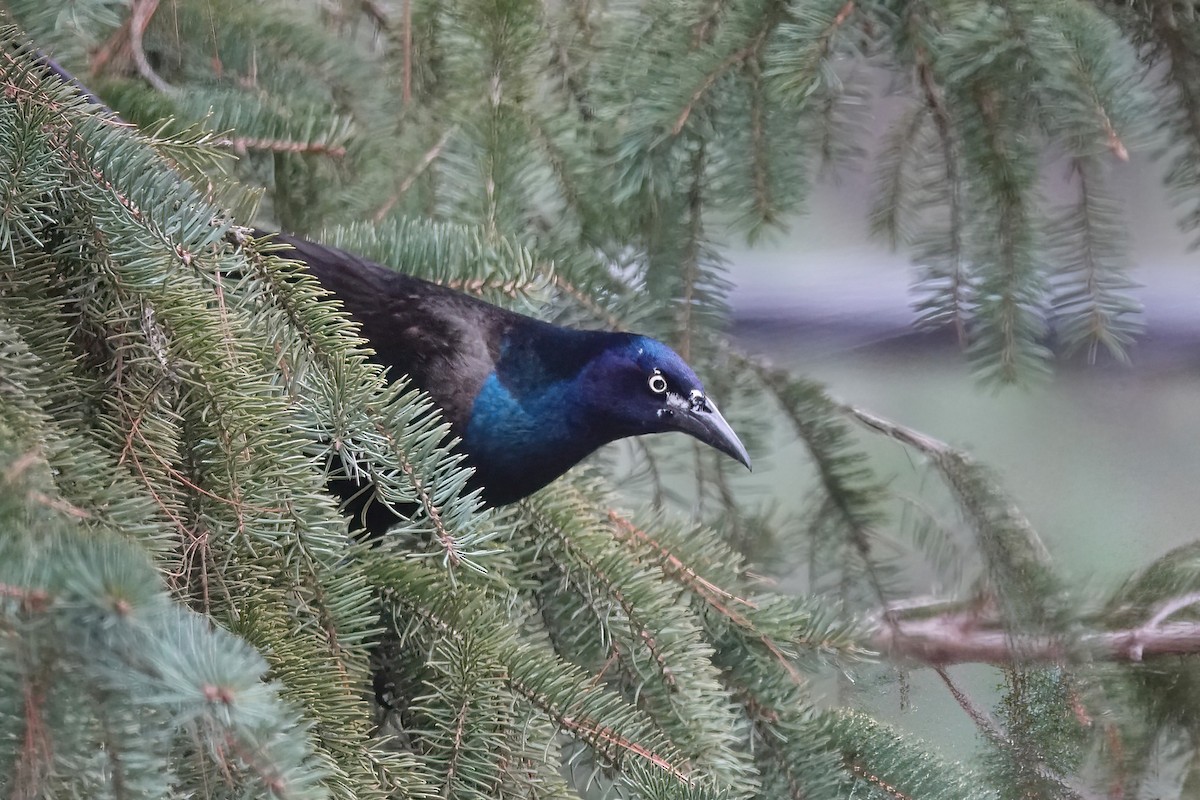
[460,372,601,504]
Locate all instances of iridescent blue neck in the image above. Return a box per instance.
[461,325,628,504]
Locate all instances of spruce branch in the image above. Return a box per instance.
[870,101,928,250]
[690,0,729,48]
[763,0,856,105]
[518,485,753,787]
[548,269,626,330]
[676,143,705,362]
[916,48,968,347]
[542,5,594,121]
[968,87,1045,383]
[607,508,868,679]
[0,446,332,799]
[401,0,412,104]
[821,710,997,800]
[508,674,694,784]
[839,403,1052,561]
[607,509,804,683]
[222,135,348,156]
[840,401,1066,628]
[1149,0,1200,242]
[15,5,1200,797]
[671,31,767,136]
[670,0,798,136]
[370,556,700,792]
[1049,157,1141,363]
[743,356,895,611]
[744,53,773,233]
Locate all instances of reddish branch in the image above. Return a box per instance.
[530,505,677,689]
[0,584,51,613]
[846,761,915,800]
[507,675,693,784]
[672,25,769,135]
[13,672,52,800]
[608,511,806,684]
[608,511,755,612]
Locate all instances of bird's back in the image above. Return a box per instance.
[263,230,513,428]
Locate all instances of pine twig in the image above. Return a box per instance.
[222,136,347,157]
[915,47,968,348]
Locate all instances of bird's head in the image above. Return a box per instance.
[578,335,752,470]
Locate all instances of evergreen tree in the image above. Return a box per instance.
[0,1,1199,798]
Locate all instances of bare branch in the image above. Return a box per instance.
[872,611,1200,665]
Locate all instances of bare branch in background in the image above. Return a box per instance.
[872,606,1200,665]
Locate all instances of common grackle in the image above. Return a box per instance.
[24,54,750,533]
[265,232,751,535]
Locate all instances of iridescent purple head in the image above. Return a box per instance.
[576,335,751,468]
[463,329,750,506]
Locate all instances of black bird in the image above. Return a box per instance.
[264,231,751,533]
[20,56,749,530]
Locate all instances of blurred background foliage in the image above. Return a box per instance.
[2,0,1200,798]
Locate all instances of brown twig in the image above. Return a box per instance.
[672,37,764,135]
[845,761,916,800]
[371,126,458,222]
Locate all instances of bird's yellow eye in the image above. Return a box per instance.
[647,371,668,395]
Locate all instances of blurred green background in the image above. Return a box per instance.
[716,149,1200,768]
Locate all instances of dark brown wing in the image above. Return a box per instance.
[262,230,511,428]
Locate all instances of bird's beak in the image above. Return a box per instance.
[661,392,752,470]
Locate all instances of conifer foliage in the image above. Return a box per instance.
[2,1,1200,799]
